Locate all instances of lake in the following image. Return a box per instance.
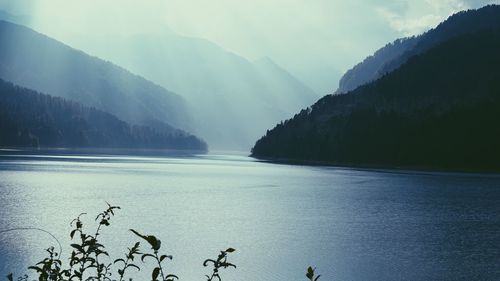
[0,149,499,280]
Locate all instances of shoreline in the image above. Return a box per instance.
[250,154,500,176]
[2,146,499,176]
[0,146,208,157]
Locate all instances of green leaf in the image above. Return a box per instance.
[130,229,161,250]
[127,264,141,271]
[27,266,43,273]
[220,262,236,268]
[141,253,155,262]
[152,267,160,281]
[160,255,172,262]
[70,244,84,252]
[150,236,161,251]
[203,259,216,266]
[306,266,314,280]
[165,274,179,280]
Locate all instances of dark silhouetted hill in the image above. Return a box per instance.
[0,79,207,151]
[252,28,500,171]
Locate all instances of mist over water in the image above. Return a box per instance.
[1,150,499,281]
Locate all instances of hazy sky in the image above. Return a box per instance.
[0,0,498,93]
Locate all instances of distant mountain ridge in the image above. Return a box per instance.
[252,25,500,171]
[337,4,500,94]
[68,32,319,150]
[0,78,207,150]
[0,20,197,138]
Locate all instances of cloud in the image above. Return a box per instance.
[463,0,500,7]
[376,0,499,36]
[376,7,443,36]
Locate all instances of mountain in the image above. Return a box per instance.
[67,32,319,150]
[337,37,419,94]
[252,27,500,171]
[337,5,500,94]
[0,10,30,26]
[0,78,207,150]
[0,20,196,137]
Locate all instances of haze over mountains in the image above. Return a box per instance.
[0,11,319,150]
[68,32,319,149]
[252,5,500,171]
[0,20,208,150]
[0,20,193,133]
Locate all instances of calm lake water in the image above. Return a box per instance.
[0,149,499,280]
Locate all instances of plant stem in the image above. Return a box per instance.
[155,251,166,281]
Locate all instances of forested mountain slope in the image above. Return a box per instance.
[0,20,195,135]
[0,79,207,150]
[252,28,500,171]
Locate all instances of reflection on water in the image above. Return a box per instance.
[0,149,499,280]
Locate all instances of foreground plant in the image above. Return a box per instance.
[130,229,178,281]
[27,246,68,281]
[306,266,321,281]
[66,202,120,281]
[5,204,322,281]
[203,248,236,281]
[113,242,141,281]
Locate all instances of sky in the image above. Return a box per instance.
[0,0,498,94]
